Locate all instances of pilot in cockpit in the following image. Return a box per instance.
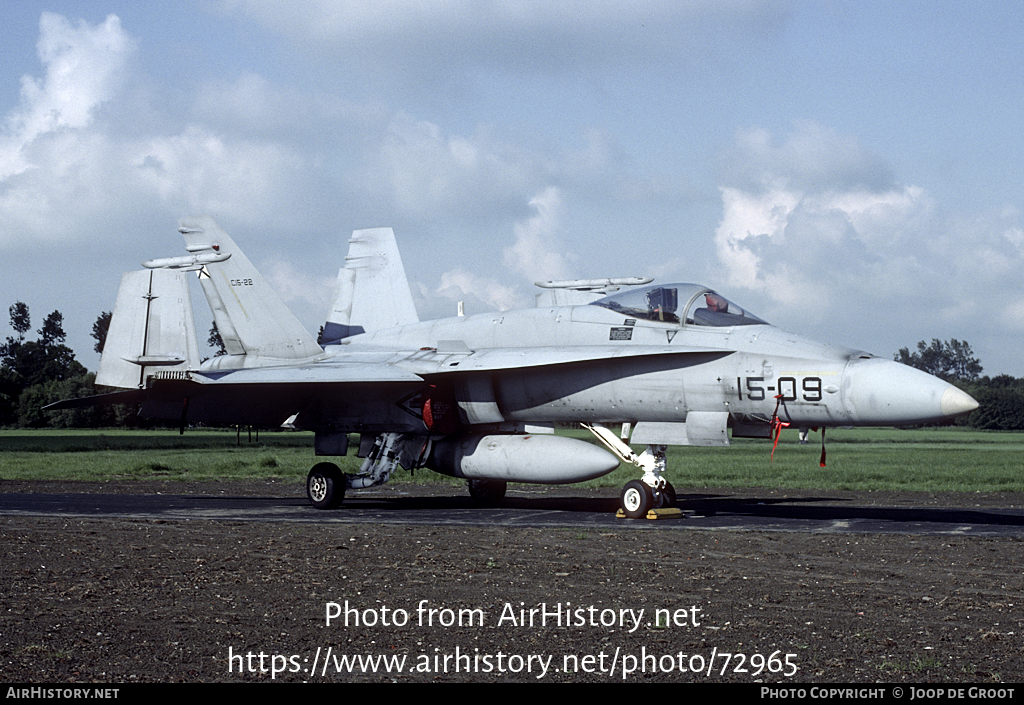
[705,293,728,313]
[693,292,734,326]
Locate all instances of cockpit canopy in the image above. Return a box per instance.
[590,283,767,327]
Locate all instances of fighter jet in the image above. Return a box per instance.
[54,216,979,518]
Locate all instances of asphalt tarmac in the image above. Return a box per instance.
[3,481,1024,536]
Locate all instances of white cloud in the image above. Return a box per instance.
[0,13,144,245]
[0,15,327,248]
[724,184,945,319]
[715,184,799,291]
[133,126,308,221]
[421,187,573,316]
[2,5,1020,379]
[264,259,335,311]
[1,13,133,181]
[714,123,1024,363]
[723,122,895,195]
[715,124,937,314]
[503,186,573,282]
[434,269,524,313]
[369,113,536,220]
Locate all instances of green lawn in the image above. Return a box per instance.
[1,426,1022,493]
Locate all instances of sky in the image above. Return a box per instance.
[1,0,1022,376]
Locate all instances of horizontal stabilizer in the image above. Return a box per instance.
[44,388,149,411]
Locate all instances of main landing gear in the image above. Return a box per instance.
[306,432,414,509]
[467,478,507,507]
[305,433,510,510]
[583,423,677,519]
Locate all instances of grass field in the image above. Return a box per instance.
[1,426,1022,493]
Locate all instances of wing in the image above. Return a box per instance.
[51,345,732,430]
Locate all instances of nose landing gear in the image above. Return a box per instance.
[583,423,677,519]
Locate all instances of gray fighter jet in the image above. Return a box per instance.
[57,217,979,518]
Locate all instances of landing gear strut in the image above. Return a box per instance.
[306,432,431,510]
[583,423,676,518]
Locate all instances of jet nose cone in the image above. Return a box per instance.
[844,359,980,425]
[941,385,980,417]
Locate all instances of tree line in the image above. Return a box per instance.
[2,302,1023,430]
[0,303,106,427]
[895,339,1024,430]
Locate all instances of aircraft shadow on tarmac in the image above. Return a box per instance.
[6,491,1023,532]
[305,492,1024,530]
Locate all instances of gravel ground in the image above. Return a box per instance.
[2,480,1023,683]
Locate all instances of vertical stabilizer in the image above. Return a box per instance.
[176,216,321,360]
[323,227,419,343]
[96,270,201,389]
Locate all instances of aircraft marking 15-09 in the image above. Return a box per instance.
[738,376,828,402]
